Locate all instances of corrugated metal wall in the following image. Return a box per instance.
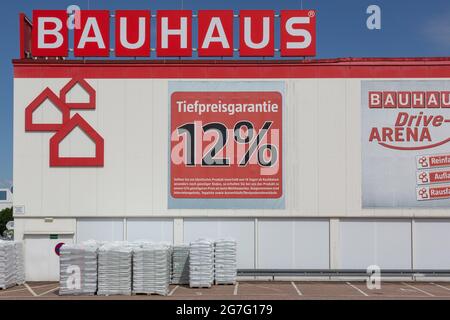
[14,78,450,218]
[72,217,450,270]
[13,75,450,279]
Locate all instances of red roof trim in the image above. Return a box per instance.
[49,113,104,167]
[12,57,450,65]
[13,57,450,79]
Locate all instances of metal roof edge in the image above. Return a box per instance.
[12,56,450,67]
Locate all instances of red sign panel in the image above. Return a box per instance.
[74,10,110,57]
[28,9,318,58]
[417,154,450,169]
[417,169,450,185]
[239,10,274,57]
[280,10,316,57]
[31,10,68,57]
[170,91,282,199]
[198,10,234,57]
[157,10,192,57]
[115,10,151,57]
[417,185,450,201]
[370,91,450,109]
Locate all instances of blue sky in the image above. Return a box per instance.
[1,0,450,187]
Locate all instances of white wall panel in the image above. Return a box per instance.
[317,80,347,215]
[59,127,96,158]
[258,219,329,269]
[345,80,364,215]
[39,76,80,216]
[41,83,71,216]
[14,79,47,216]
[339,220,411,269]
[76,218,124,242]
[66,83,90,103]
[13,77,450,218]
[124,81,155,214]
[414,219,450,269]
[286,80,318,213]
[67,104,99,215]
[126,219,173,242]
[96,80,126,215]
[14,72,450,280]
[68,168,97,216]
[150,81,169,213]
[183,219,255,268]
[66,81,100,216]
[32,99,63,124]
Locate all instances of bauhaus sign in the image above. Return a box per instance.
[362,80,450,208]
[31,9,316,57]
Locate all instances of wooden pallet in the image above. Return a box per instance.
[0,284,17,290]
[59,293,96,296]
[97,293,132,296]
[132,292,168,296]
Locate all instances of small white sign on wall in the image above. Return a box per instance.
[13,205,25,215]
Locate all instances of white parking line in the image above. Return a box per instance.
[402,282,434,297]
[24,283,38,297]
[38,286,59,297]
[168,285,179,296]
[0,287,28,294]
[431,283,450,292]
[291,281,302,296]
[0,283,56,294]
[346,282,369,297]
[233,282,239,295]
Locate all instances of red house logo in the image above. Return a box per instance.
[25,88,70,131]
[24,78,104,167]
[50,114,104,167]
[60,78,96,110]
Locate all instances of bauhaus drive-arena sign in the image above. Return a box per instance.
[31,9,316,57]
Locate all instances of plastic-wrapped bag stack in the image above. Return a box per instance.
[171,245,190,285]
[97,242,132,295]
[0,240,16,289]
[59,241,99,295]
[132,243,171,295]
[214,239,237,284]
[189,239,214,288]
[14,241,25,285]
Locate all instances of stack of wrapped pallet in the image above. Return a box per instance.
[59,242,98,295]
[214,239,237,284]
[189,239,214,288]
[132,243,171,296]
[97,242,132,295]
[14,241,25,285]
[171,244,190,285]
[0,240,16,289]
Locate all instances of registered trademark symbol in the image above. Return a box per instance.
[308,10,315,18]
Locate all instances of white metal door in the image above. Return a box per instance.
[24,234,74,281]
